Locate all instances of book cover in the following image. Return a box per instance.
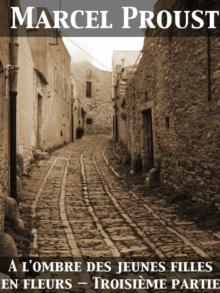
[0,0,220,291]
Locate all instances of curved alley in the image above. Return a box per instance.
[20,136,220,259]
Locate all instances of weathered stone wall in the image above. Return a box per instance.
[70,72,87,140]
[17,36,36,166]
[1,27,73,168]
[28,36,72,150]
[0,1,10,238]
[73,61,112,134]
[112,51,140,147]
[125,34,220,203]
[45,38,72,148]
[114,68,133,146]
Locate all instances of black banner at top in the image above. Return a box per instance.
[1,0,220,37]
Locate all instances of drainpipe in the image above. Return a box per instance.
[5,65,11,195]
[9,0,19,199]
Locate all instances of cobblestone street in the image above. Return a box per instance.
[19,136,220,260]
[1,2,220,292]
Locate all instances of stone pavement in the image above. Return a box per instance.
[18,135,220,291]
[20,135,220,258]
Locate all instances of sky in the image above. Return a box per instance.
[20,0,156,71]
[57,0,156,71]
[63,37,145,71]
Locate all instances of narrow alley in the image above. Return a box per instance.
[1,0,220,290]
[20,136,220,259]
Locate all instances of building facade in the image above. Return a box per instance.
[70,69,87,141]
[73,61,112,134]
[0,1,10,239]
[16,30,72,166]
[112,51,140,146]
[16,36,36,165]
[114,1,220,205]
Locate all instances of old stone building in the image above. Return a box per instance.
[0,0,22,260]
[16,29,72,166]
[71,96,87,140]
[115,1,220,205]
[16,36,36,165]
[112,51,140,145]
[72,61,112,134]
[70,68,87,140]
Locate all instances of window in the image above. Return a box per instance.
[144,91,148,99]
[86,81,92,97]
[165,117,170,129]
[86,118,92,125]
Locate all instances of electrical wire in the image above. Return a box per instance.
[72,62,85,77]
[130,50,142,74]
[64,36,112,71]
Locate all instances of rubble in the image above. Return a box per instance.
[35,150,50,160]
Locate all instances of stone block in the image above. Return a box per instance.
[0,233,23,279]
[16,176,24,203]
[35,150,49,160]
[6,197,24,230]
[0,273,13,293]
[215,194,220,204]
[145,167,160,188]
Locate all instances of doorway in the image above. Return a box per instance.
[114,114,119,143]
[142,109,154,171]
[37,94,43,149]
[71,114,74,142]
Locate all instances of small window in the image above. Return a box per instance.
[86,81,92,97]
[165,117,170,129]
[144,91,148,99]
[0,60,4,73]
[86,118,92,125]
